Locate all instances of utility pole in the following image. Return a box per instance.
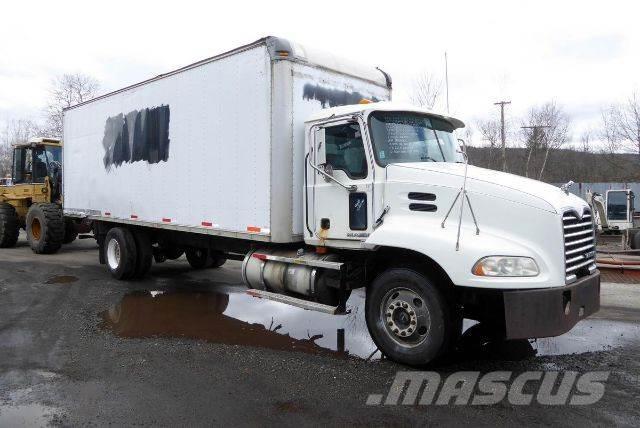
[445,52,450,113]
[494,101,511,172]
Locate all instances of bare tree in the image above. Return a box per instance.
[521,101,570,180]
[0,119,41,177]
[410,72,442,109]
[477,119,501,169]
[600,106,621,154]
[610,92,640,156]
[579,130,591,153]
[45,73,100,138]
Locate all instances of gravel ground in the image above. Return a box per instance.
[0,234,639,426]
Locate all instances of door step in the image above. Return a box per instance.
[245,289,339,314]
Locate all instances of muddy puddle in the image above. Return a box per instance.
[100,287,640,362]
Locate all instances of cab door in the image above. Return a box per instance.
[311,120,373,243]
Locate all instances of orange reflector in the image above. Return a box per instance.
[276,50,289,57]
[201,221,213,227]
[359,98,373,104]
[315,246,328,254]
[252,253,268,261]
[247,226,261,233]
[472,264,484,276]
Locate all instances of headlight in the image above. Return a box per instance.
[472,256,539,277]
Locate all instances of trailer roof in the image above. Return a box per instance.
[64,36,391,112]
[305,101,465,129]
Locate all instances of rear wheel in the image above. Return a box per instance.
[131,229,153,279]
[365,268,451,367]
[186,248,226,269]
[26,203,64,254]
[104,227,137,280]
[0,203,19,248]
[63,217,78,244]
[165,247,184,260]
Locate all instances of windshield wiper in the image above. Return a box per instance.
[432,130,447,161]
[420,156,438,162]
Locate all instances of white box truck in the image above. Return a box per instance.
[62,37,600,366]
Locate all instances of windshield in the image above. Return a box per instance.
[607,191,628,221]
[45,146,62,164]
[369,112,458,166]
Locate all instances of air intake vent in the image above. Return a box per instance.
[408,192,436,201]
[409,203,437,212]
[563,208,596,283]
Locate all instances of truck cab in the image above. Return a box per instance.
[290,101,600,364]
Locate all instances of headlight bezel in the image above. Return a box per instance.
[472,256,540,277]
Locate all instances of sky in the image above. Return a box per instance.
[1,0,639,148]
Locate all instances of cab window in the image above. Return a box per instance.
[13,148,31,184]
[607,191,628,221]
[33,148,49,183]
[324,123,367,179]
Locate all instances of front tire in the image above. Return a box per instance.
[104,227,137,280]
[0,203,20,248]
[26,203,64,254]
[365,268,450,366]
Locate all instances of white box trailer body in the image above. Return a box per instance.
[63,37,390,243]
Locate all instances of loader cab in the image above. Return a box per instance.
[12,138,62,186]
[606,189,635,230]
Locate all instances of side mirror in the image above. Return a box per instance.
[316,128,327,166]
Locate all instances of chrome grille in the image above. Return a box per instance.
[563,208,596,282]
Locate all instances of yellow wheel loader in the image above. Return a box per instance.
[0,137,78,253]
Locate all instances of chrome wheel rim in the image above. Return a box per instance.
[107,239,121,271]
[380,287,431,347]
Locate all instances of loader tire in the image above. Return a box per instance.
[63,217,78,244]
[0,203,20,248]
[26,203,64,254]
[104,227,137,280]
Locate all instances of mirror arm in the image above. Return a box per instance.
[307,158,357,192]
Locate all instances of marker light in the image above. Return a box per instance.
[472,256,539,277]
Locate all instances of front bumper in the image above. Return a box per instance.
[503,272,601,339]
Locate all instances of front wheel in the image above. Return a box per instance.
[365,268,450,366]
